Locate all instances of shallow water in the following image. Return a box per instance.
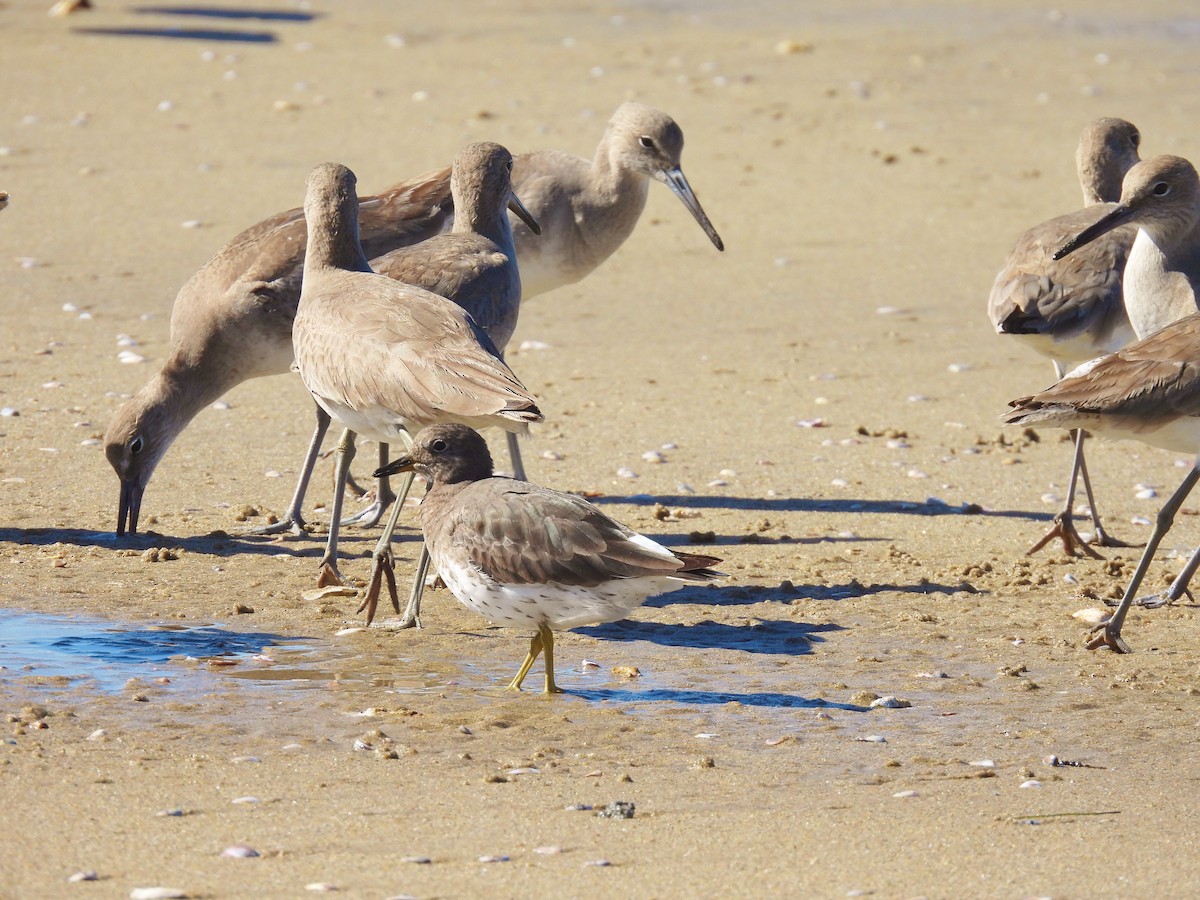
[0,609,309,694]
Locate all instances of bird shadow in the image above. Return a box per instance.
[590,493,1050,521]
[132,5,320,21]
[642,579,980,608]
[570,685,868,711]
[575,617,840,655]
[0,526,315,559]
[72,26,279,42]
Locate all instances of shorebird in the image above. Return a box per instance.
[375,423,723,693]
[989,117,1141,557]
[293,162,542,624]
[104,164,454,536]
[317,141,539,627]
[494,101,724,300]
[1051,153,1200,610]
[1003,313,1200,652]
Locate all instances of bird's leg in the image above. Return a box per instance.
[341,442,398,528]
[1088,464,1200,653]
[1138,542,1200,609]
[316,428,356,587]
[396,541,431,630]
[1076,433,1133,548]
[505,431,527,481]
[1026,429,1103,559]
[508,630,544,692]
[356,431,416,625]
[245,404,330,537]
[539,623,561,695]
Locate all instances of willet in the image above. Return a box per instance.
[104,165,455,536]
[375,424,723,693]
[293,163,542,625]
[493,101,724,300]
[1052,153,1200,610]
[988,117,1141,556]
[1003,312,1200,652]
[324,141,539,627]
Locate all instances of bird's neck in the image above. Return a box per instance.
[1126,228,1199,338]
[303,200,372,276]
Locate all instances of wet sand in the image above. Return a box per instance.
[5,1,1200,896]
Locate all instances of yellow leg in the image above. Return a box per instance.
[507,631,543,691]
[540,623,562,695]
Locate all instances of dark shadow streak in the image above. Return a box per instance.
[133,6,319,21]
[0,526,421,559]
[589,493,1049,522]
[72,27,277,43]
[575,618,840,654]
[642,579,980,608]
[570,685,868,711]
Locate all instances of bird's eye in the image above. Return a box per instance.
[1153,181,1171,196]
[638,136,655,149]
[1130,131,1141,147]
[129,435,145,455]
[430,439,448,453]
[506,159,513,172]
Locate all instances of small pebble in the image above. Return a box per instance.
[68,871,99,882]
[869,696,911,709]
[230,796,259,804]
[583,859,612,867]
[130,890,188,900]
[641,450,665,463]
[533,845,563,855]
[856,735,886,743]
[1135,488,1157,500]
[305,884,339,893]
[221,844,260,858]
[478,855,509,863]
[1131,515,1152,526]
[0,407,19,417]
[892,790,918,798]
[615,467,637,479]
[1020,779,1043,788]
[400,856,432,864]
[947,363,972,373]
[969,759,995,768]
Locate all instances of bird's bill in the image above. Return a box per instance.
[117,478,144,537]
[1054,205,1135,260]
[374,455,416,479]
[507,192,541,235]
[656,166,725,251]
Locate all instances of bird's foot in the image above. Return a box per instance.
[317,562,343,588]
[355,546,400,626]
[1134,585,1193,610]
[1026,513,1104,559]
[242,514,310,537]
[1085,621,1133,653]
[341,497,386,529]
[1090,525,1138,549]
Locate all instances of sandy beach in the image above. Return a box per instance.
[6,1,1200,897]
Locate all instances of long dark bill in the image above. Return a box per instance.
[117,478,143,537]
[508,192,541,235]
[1053,205,1135,261]
[658,166,724,251]
[374,455,416,479]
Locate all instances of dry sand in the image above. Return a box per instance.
[5,1,1200,897]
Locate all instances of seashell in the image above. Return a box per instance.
[1072,608,1110,626]
[221,844,259,858]
[303,585,358,602]
[892,790,918,798]
[130,890,189,900]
